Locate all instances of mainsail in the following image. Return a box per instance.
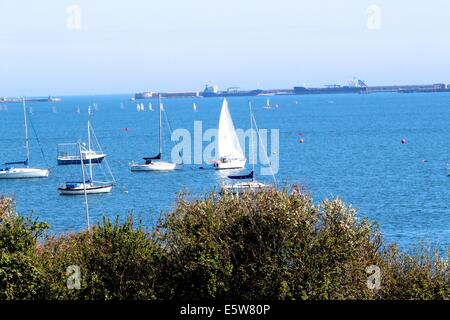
[217,99,245,160]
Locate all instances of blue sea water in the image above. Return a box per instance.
[0,93,449,252]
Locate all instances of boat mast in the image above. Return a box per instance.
[158,94,162,157]
[22,98,30,166]
[79,142,90,229]
[87,120,93,181]
[249,100,255,182]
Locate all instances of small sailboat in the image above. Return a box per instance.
[193,103,197,111]
[263,98,271,109]
[58,142,114,195]
[148,102,153,111]
[136,104,141,112]
[213,98,246,170]
[57,121,106,165]
[221,101,269,194]
[0,98,49,179]
[129,95,176,171]
[76,106,81,114]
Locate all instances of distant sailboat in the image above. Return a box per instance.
[213,98,246,170]
[263,98,271,109]
[0,98,49,179]
[76,106,81,114]
[129,95,176,171]
[136,104,141,112]
[193,103,197,111]
[148,102,153,111]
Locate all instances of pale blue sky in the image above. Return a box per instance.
[0,0,449,96]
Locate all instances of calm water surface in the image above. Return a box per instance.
[0,93,449,251]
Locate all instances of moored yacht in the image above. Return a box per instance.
[0,98,49,179]
[213,98,246,170]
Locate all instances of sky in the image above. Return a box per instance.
[0,0,450,96]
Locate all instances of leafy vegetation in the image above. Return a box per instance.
[0,189,448,300]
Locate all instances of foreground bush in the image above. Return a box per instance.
[0,189,448,300]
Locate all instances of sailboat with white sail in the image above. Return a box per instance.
[263,98,271,109]
[221,101,270,194]
[213,98,246,170]
[193,103,197,111]
[129,95,176,171]
[0,98,49,179]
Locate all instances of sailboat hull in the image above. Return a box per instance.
[0,168,49,179]
[221,181,269,195]
[129,161,176,171]
[58,183,113,195]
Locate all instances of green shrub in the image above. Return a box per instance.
[0,189,448,300]
[0,196,48,299]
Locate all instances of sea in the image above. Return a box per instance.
[0,92,449,252]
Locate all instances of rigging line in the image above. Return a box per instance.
[163,108,183,164]
[251,112,278,186]
[27,110,49,168]
[89,121,116,184]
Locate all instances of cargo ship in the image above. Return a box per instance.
[0,96,62,103]
[202,84,263,97]
[130,91,153,100]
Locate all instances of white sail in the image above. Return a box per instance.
[217,99,245,160]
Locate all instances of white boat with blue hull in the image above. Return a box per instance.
[57,150,106,165]
[0,98,49,179]
[59,124,115,195]
[59,180,113,195]
[57,121,106,165]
